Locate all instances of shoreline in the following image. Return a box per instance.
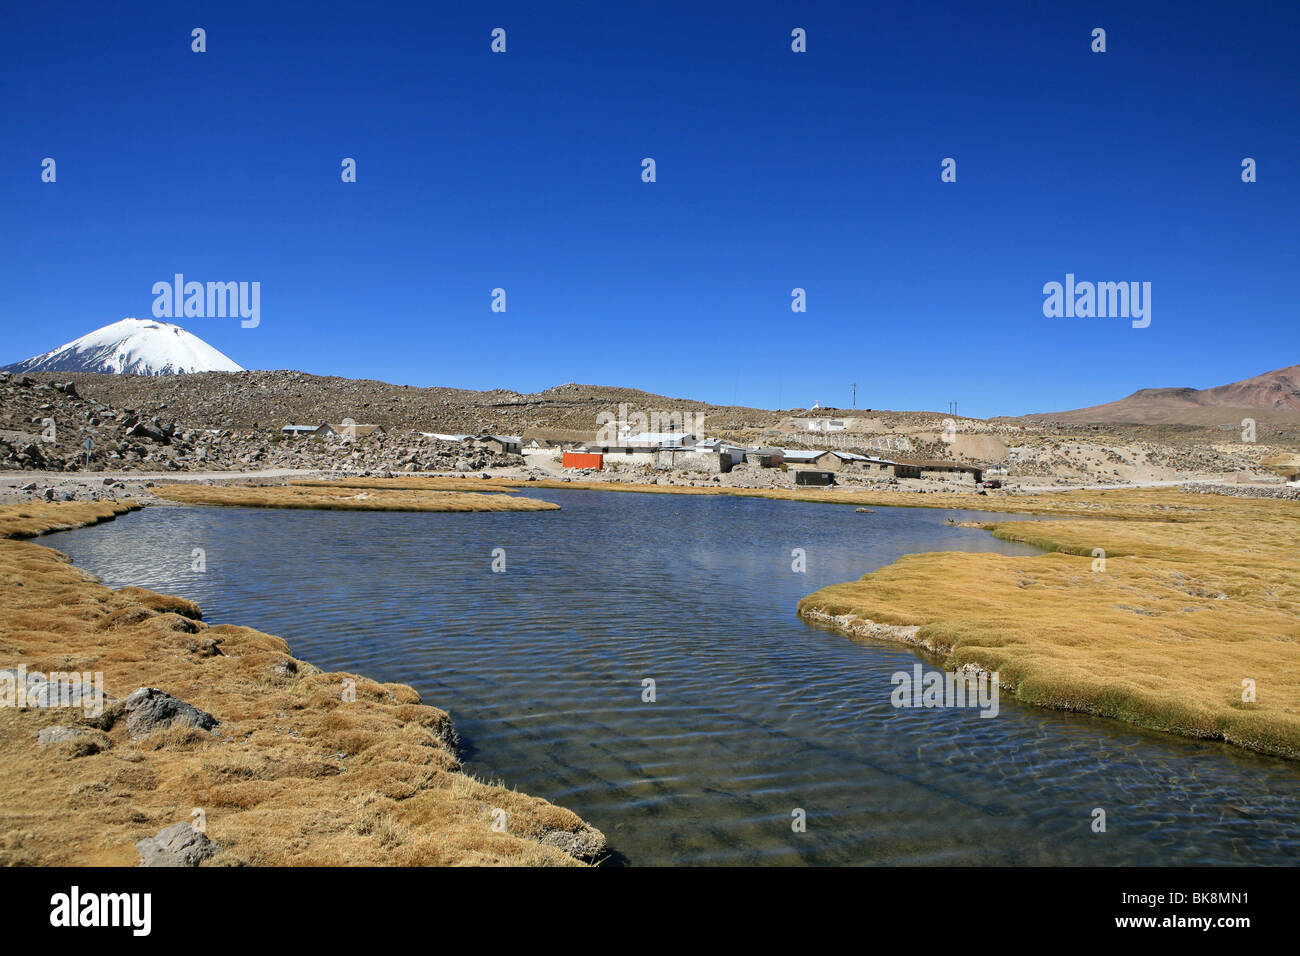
[0,500,606,866]
[152,482,561,512]
[5,479,1298,869]
[797,496,1300,762]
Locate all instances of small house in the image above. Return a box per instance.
[794,470,836,486]
[280,424,321,438]
[899,459,983,483]
[744,447,785,468]
[476,434,523,455]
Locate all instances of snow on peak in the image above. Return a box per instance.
[2,318,245,376]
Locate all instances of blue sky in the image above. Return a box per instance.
[2,1,1296,417]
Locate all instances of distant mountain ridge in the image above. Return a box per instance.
[2,318,243,376]
[1018,365,1300,425]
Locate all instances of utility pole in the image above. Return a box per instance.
[850,383,857,409]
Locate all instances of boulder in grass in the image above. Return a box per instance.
[122,687,218,740]
[539,825,607,863]
[136,822,219,867]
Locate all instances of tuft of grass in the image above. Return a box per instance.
[529,479,1229,519]
[293,476,526,492]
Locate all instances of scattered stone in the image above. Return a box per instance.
[539,826,607,862]
[125,421,169,444]
[186,636,224,657]
[122,687,219,739]
[136,822,220,867]
[37,725,82,745]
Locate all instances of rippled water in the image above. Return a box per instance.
[47,489,1300,865]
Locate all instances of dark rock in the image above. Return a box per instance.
[539,826,607,863]
[136,822,220,867]
[185,636,223,657]
[122,687,219,739]
[125,421,169,444]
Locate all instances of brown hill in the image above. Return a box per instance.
[1015,365,1300,426]
[21,370,782,437]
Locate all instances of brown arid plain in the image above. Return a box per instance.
[0,501,603,866]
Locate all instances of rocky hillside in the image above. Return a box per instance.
[0,371,524,477]
[1017,364,1300,426]
[28,370,785,437]
[5,368,1296,490]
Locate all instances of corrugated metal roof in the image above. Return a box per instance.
[780,449,828,460]
[625,432,695,446]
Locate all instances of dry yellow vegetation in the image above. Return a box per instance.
[0,502,600,866]
[152,482,559,512]
[293,476,526,492]
[0,499,143,538]
[797,488,1300,759]
[532,478,1214,519]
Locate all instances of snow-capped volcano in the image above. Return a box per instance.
[2,318,244,376]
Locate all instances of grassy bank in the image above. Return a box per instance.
[0,502,601,865]
[153,483,559,512]
[797,489,1300,759]
[292,476,527,491]
[529,478,1222,519]
[0,499,144,538]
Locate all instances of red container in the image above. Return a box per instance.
[562,452,603,470]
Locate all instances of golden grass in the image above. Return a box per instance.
[0,502,600,866]
[532,479,1220,519]
[797,489,1300,759]
[152,483,559,513]
[0,499,143,538]
[293,476,526,491]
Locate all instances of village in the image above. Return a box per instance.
[275,418,989,489]
[3,372,1292,506]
